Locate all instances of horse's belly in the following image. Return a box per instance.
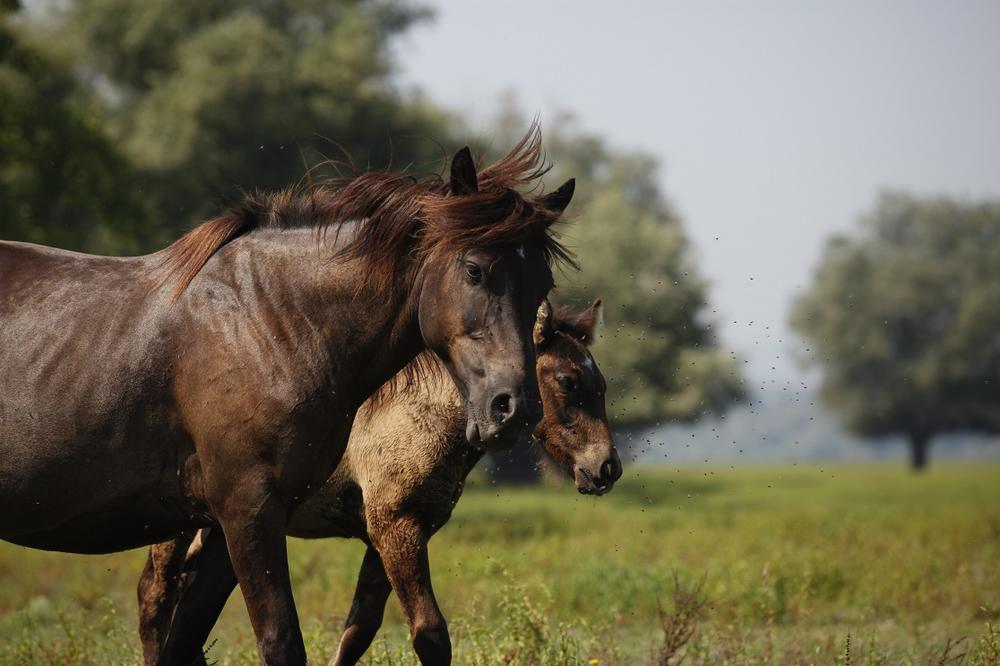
[0,422,185,542]
[3,496,205,554]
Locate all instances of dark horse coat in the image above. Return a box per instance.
[0,129,575,664]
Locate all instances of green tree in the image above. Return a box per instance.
[482,110,745,481]
[791,192,1000,469]
[542,119,745,430]
[27,0,449,230]
[1,1,153,252]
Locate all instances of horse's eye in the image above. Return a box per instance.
[465,262,483,284]
[556,375,577,393]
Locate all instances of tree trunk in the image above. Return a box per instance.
[909,432,930,471]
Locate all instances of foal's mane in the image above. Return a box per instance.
[158,125,575,300]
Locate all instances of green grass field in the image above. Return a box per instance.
[1,464,998,664]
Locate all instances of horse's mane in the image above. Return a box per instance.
[158,124,575,300]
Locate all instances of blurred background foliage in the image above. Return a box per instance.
[17,0,448,225]
[1,0,152,252]
[484,105,747,430]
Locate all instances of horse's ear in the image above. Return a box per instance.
[533,299,555,348]
[450,146,478,195]
[538,178,575,215]
[561,298,602,346]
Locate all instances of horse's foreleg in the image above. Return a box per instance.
[328,546,392,666]
[370,515,450,666]
[157,528,236,666]
[215,488,305,665]
[137,531,197,665]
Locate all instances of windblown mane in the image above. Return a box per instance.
[158,125,575,300]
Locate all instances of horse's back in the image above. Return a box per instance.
[0,241,168,415]
[0,241,180,542]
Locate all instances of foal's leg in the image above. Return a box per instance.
[328,546,392,666]
[370,515,450,665]
[138,531,197,665]
[157,528,237,666]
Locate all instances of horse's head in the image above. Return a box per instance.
[418,140,575,450]
[532,300,622,495]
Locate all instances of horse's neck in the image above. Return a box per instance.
[209,228,425,410]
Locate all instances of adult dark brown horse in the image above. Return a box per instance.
[137,300,621,666]
[0,130,575,664]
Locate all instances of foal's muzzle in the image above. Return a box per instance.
[575,449,623,496]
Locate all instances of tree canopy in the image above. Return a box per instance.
[480,110,745,481]
[541,123,745,430]
[791,192,1000,468]
[1,3,153,252]
[26,0,449,232]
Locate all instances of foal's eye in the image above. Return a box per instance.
[556,375,577,393]
[465,262,483,284]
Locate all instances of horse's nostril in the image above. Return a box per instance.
[490,393,513,422]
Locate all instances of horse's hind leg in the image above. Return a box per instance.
[369,514,450,665]
[137,531,197,665]
[158,527,237,665]
[329,546,392,666]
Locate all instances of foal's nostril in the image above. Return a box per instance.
[601,456,622,485]
[490,393,513,423]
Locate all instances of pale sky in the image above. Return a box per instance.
[395,0,1000,384]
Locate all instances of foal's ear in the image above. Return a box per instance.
[533,299,555,348]
[538,178,575,215]
[560,299,602,346]
[450,146,478,195]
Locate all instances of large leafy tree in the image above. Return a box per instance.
[540,119,745,430]
[791,192,1000,469]
[1,0,153,252]
[26,0,449,230]
[483,110,746,480]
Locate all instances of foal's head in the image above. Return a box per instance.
[532,300,622,495]
[414,137,576,449]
